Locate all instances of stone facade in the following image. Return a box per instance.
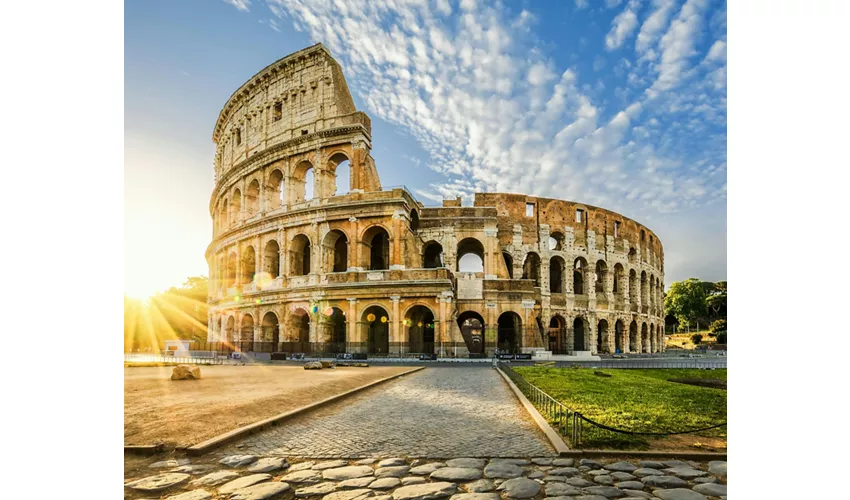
[206,44,665,356]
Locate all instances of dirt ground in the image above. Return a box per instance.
[124,364,412,447]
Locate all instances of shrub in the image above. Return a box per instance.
[709,319,727,335]
[717,332,727,344]
[691,333,703,345]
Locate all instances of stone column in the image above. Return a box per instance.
[484,227,498,279]
[347,298,358,351]
[390,296,401,355]
[391,212,403,269]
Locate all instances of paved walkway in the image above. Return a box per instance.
[219,366,555,458]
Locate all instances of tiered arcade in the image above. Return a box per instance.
[206,44,666,357]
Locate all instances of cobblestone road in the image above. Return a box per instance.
[219,366,555,458]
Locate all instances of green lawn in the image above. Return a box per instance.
[513,366,727,450]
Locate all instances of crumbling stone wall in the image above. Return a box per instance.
[206,45,666,356]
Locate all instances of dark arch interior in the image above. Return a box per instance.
[291,235,311,276]
[327,307,346,352]
[522,253,541,286]
[498,312,522,354]
[629,321,638,352]
[407,306,435,354]
[573,317,585,351]
[410,210,420,232]
[262,312,280,346]
[423,242,443,268]
[264,240,280,278]
[363,306,389,354]
[364,227,390,270]
[549,257,563,293]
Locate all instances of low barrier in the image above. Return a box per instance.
[124,353,224,365]
[498,362,727,448]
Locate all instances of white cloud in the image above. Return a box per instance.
[650,0,708,92]
[575,0,589,9]
[605,0,640,50]
[223,0,251,12]
[705,40,726,62]
[264,0,725,222]
[635,0,676,57]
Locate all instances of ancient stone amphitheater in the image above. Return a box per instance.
[206,44,666,357]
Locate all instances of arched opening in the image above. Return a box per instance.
[629,269,638,305]
[231,189,242,225]
[502,252,514,279]
[263,240,280,278]
[292,160,314,203]
[410,210,420,232]
[457,238,485,273]
[423,241,443,268]
[406,306,435,354]
[629,320,638,352]
[246,179,260,216]
[290,234,311,276]
[649,274,656,308]
[362,226,390,270]
[497,312,522,354]
[363,306,390,355]
[457,311,485,355]
[615,320,625,353]
[266,169,284,210]
[549,232,565,251]
[225,252,237,288]
[597,319,609,353]
[574,257,587,295]
[289,308,311,351]
[240,314,254,351]
[628,247,637,262]
[573,317,586,351]
[641,322,649,353]
[613,263,625,296]
[548,315,566,353]
[641,271,648,305]
[522,252,541,286]
[320,307,346,353]
[549,256,565,293]
[225,316,236,342]
[328,152,351,196]
[241,246,256,284]
[219,199,229,230]
[261,312,280,347]
[322,230,349,273]
[595,260,608,294]
[650,324,656,353]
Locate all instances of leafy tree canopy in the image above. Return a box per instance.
[664,278,708,327]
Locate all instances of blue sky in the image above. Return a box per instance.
[125,0,726,297]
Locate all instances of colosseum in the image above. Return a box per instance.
[206,44,666,358]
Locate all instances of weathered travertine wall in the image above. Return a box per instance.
[206,44,665,357]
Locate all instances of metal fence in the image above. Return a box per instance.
[539,359,727,369]
[499,362,727,449]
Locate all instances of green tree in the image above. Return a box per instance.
[664,278,708,328]
[691,333,703,345]
[706,280,727,320]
